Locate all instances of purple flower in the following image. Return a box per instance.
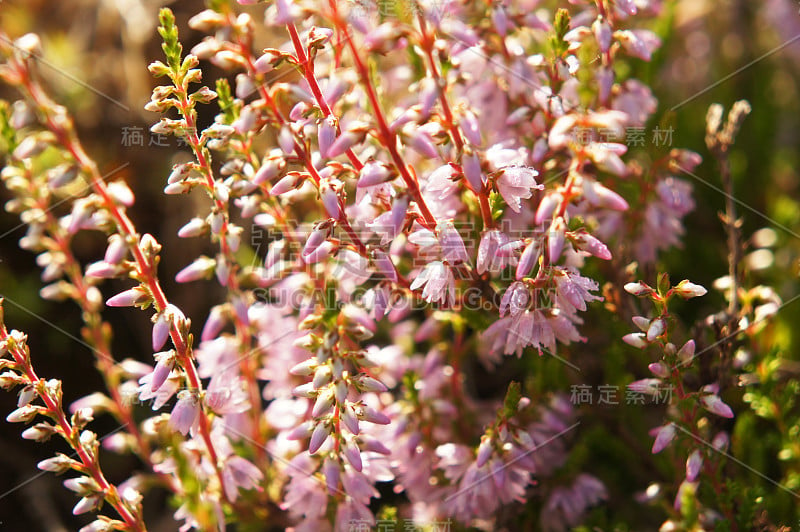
[222,456,264,502]
[477,230,520,274]
[410,261,456,306]
[700,385,734,418]
[175,256,216,283]
[685,450,703,482]
[499,282,531,318]
[106,287,150,307]
[554,267,603,313]
[436,221,469,265]
[170,390,200,435]
[494,166,542,213]
[652,423,676,453]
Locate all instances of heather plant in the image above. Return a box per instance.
[0,1,798,531]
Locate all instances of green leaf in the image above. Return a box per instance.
[158,8,183,72]
[503,381,522,417]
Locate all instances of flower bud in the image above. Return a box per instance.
[476,436,493,468]
[592,16,612,53]
[548,217,566,264]
[672,280,707,299]
[107,182,134,207]
[308,422,331,454]
[106,287,149,307]
[342,437,362,472]
[7,404,39,423]
[175,256,216,283]
[357,161,394,188]
[170,391,200,435]
[677,340,695,365]
[652,423,676,453]
[646,317,666,341]
[320,183,341,219]
[462,152,484,192]
[318,117,336,158]
[22,422,57,441]
[340,404,360,435]
[624,282,652,296]
[372,250,397,282]
[104,235,128,265]
[685,450,702,482]
[648,362,670,379]
[270,173,303,196]
[38,453,78,474]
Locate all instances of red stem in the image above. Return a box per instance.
[1,324,145,531]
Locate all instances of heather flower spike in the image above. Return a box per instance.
[0,1,779,530]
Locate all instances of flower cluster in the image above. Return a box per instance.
[0,1,787,531]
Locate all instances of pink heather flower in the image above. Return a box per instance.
[175,256,216,283]
[499,282,531,318]
[483,309,558,357]
[686,450,703,482]
[205,371,249,415]
[541,474,608,532]
[170,391,200,435]
[357,161,393,188]
[436,221,469,264]
[582,178,630,211]
[585,142,628,176]
[270,173,303,196]
[407,128,439,159]
[106,287,149,307]
[462,152,485,192]
[321,457,341,495]
[138,371,179,409]
[305,241,335,264]
[592,16,612,53]
[85,261,119,279]
[571,231,612,260]
[700,385,734,418]
[477,230,520,274]
[367,196,408,245]
[201,305,227,342]
[320,183,341,219]
[615,29,661,61]
[554,267,603,313]
[516,240,541,279]
[548,217,566,263]
[646,317,666,341]
[280,453,328,523]
[410,261,456,306]
[652,423,676,453]
[222,456,263,502]
[613,80,658,126]
[629,378,663,396]
[635,177,694,263]
[303,227,329,257]
[342,437,362,472]
[495,166,543,213]
[334,497,374,531]
[425,164,458,199]
[149,350,176,392]
[648,362,670,378]
[372,251,398,283]
[673,279,708,298]
[104,235,128,264]
[308,423,331,454]
[677,340,696,365]
[317,117,336,158]
[437,423,552,522]
[152,312,171,351]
